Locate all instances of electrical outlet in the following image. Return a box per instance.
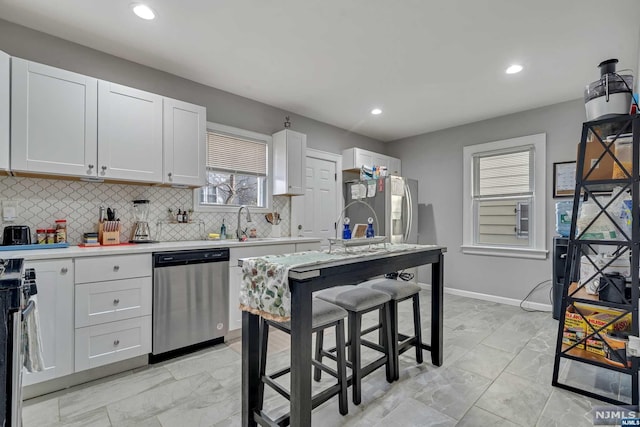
[2,200,18,222]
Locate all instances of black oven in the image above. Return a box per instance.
[0,258,37,427]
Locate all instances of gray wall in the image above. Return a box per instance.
[388,99,586,305]
[0,19,384,155]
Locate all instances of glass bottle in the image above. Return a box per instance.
[55,219,67,243]
[366,217,375,238]
[342,217,352,240]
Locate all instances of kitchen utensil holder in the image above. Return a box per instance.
[99,222,121,245]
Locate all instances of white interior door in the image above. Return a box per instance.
[292,154,339,249]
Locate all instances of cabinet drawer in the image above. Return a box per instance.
[75,254,151,283]
[75,316,151,372]
[295,242,321,253]
[75,277,152,327]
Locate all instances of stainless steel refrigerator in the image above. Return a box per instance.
[343,175,418,244]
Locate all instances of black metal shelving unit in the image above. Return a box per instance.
[552,114,640,406]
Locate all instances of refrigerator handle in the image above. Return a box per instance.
[403,182,413,243]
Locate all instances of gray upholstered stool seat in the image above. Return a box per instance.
[315,285,391,312]
[359,277,424,380]
[361,278,421,300]
[258,298,349,424]
[314,285,394,405]
[276,298,348,330]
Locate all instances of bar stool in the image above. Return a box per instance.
[257,298,349,426]
[360,278,423,380]
[315,285,394,405]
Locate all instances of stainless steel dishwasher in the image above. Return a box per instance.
[152,248,229,356]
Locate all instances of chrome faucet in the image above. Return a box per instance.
[236,205,252,241]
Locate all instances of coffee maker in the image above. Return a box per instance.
[130,200,154,243]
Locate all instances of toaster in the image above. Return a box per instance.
[2,225,32,245]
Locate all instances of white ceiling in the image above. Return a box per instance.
[1,0,639,142]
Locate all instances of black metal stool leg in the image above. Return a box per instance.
[383,302,396,382]
[389,300,400,381]
[378,306,385,346]
[350,311,362,405]
[314,329,324,382]
[257,320,269,411]
[335,319,348,415]
[412,294,423,364]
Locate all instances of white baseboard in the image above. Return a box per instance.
[417,283,552,312]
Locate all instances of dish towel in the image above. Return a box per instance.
[23,295,45,373]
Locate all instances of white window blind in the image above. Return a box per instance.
[472,147,534,247]
[207,131,267,175]
[474,148,533,198]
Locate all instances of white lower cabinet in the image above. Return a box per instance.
[23,259,74,386]
[228,265,244,332]
[75,316,151,372]
[74,254,152,372]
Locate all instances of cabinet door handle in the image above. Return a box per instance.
[168,172,172,178]
[101,166,108,171]
[113,298,120,305]
[60,267,68,274]
[113,339,120,346]
[88,164,94,170]
[113,265,120,272]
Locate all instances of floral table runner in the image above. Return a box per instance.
[239,243,433,321]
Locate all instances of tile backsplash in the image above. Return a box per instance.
[0,176,290,244]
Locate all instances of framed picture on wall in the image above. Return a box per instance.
[553,161,576,198]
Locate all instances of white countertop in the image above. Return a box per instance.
[0,237,322,260]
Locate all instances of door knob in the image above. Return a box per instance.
[113,339,120,346]
[60,267,68,274]
[101,166,108,171]
[113,298,120,305]
[168,172,172,178]
[113,265,120,272]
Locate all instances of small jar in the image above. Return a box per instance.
[55,219,67,243]
[36,229,46,244]
[46,229,56,244]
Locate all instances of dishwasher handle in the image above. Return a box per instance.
[153,248,230,267]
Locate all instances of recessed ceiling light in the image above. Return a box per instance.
[132,3,156,20]
[506,64,523,74]
[371,108,382,115]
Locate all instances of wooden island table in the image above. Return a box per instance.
[240,244,446,426]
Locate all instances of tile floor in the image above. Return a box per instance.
[22,291,630,426]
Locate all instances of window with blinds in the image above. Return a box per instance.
[473,147,534,246]
[198,129,269,207]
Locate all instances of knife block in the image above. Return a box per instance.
[99,222,121,245]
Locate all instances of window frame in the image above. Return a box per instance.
[193,122,273,213]
[462,133,548,259]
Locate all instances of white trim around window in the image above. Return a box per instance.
[462,133,548,259]
[193,122,273,213]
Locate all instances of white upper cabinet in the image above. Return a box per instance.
[342,147,401,175]
[163,98,206,186]
[98,81,163,183]
[0,51,9,172]
[273,129,306,195]
[388,157,401,175]
[11,58,98,177]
